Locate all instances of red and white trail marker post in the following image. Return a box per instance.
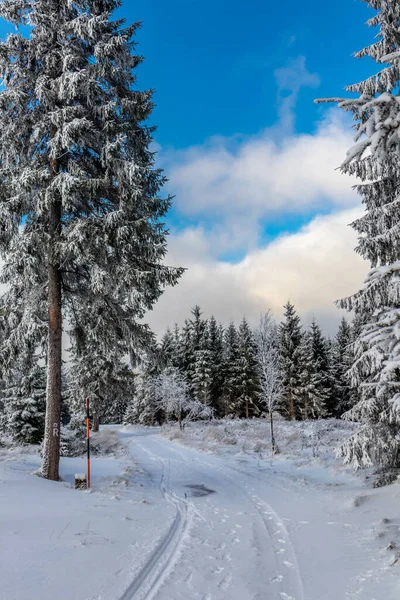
[86,397,91,489]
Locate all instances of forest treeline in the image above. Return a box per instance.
[0,302,356,445]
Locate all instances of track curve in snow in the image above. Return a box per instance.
[119,430,304,600]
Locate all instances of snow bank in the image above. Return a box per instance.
[0,426,176,600]
[162,417,356,466]
[160,417,400,594]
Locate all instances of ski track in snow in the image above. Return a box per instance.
[2,425,399,600]
[119,442,194,600]
[119,431,304,600]
[158,439,304,600]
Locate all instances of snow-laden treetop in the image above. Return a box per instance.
[316,0,400,167]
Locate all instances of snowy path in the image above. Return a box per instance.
[2,426,399,600]
[119,428,399,600]
[120,430,303,600]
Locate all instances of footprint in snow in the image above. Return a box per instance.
[271,575,284,583]
[185,570,194,586]
[218,574,232,590]
[283,560,294,568]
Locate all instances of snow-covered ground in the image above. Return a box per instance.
[1,420,400,600]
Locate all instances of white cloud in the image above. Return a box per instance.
[146,207,368,336]
[0,57,365,342]
[147,96,367,336]
[274,56,320,133]
[163,110,356,254]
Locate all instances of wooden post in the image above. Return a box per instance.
[86,398,91,489]
[75,473,87,490]
[92,412,100,432]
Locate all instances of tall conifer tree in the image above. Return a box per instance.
[193,327,213,407]
[0,0,182,479]
[299,320,329,419]
[317,1,400,473]
[237,318,260,418]
[160,328,175,369]
[2,352,46,445]
[208,317,224,413]
[222,322,240,416]
[279,302,303,420]
[331,318,356,417]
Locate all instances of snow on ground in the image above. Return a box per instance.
[1,420,400,600]
[162,416,357,467]
[0,429,176,600]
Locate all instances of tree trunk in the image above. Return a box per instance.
[270,410,276,455]
[289,386,295,420]
[92,413,100,433]
[245,397,249,419]
[42,193,62,481]
[42,142,62,481]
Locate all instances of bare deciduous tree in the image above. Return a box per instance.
[256,312,283,455]
[153,368,212,430]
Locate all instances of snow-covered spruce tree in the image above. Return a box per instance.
[186,305,207,391]
[279,302,303,420]
[207,317,225,415]
[69,349,135,430]
[124,370,158,426]
[298,319,330,420]
[331,318,356,417]
[172,324,182,367]
[176,320,194,381]
[192,326,213,407]
[317,1,400,475]
[160,327,175,370]
[221,322,241,416]
[236,318,260,418]
[190,305,207,354]
[2,351,46,445]
[0,1,182,479]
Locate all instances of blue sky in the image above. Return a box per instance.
[0,0,376,332]
[112,0,374,254]
[116,0,373,147]
[123,0,372,330]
